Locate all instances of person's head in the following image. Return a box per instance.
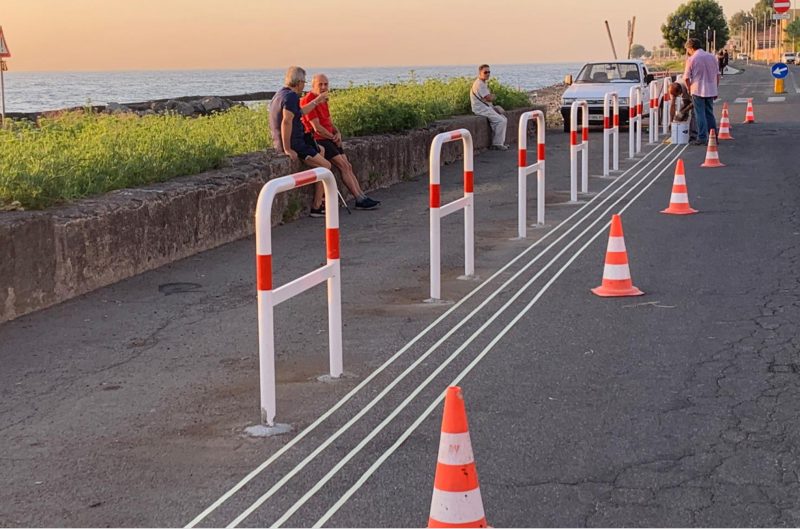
[478,64,491,81]
[684,38,702,56]
[284,66,307,93]
[669,82,683,97]
[311,74,330,95]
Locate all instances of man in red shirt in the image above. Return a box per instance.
[301,74,381,210]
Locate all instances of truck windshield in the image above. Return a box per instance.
[575,63,640,83]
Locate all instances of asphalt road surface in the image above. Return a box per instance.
[2,62,800,527]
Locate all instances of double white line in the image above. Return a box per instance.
[187,143,684,528]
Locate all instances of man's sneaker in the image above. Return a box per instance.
[309,204,325,218]
[490,144,509,151]
[355,196,381,210]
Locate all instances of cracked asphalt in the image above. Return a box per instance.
[2,62,800,527]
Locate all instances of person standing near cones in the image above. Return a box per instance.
[683,38,720,145]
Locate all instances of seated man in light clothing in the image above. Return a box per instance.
[470,64,508,150]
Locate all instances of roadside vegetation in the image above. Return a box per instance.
[0,78,529,210]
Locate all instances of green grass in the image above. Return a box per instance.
[0,78,529,210]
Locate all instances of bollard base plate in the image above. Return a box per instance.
[423,298,454,305]
[457,274,480,281]
[245,423,292,437]
[316,371,356,383]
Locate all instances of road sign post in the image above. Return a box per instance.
[772,62,788,94]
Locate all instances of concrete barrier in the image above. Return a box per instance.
[0,107,540,323]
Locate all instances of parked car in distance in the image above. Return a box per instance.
[781,52,796,64]
[560,60,658,132]
[736,53,749,60]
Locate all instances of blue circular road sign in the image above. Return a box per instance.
[771,63,789,79]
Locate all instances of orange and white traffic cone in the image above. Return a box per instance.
[591,214,644,297]
[743,98,756,124]
[701,129,725,168]
[428,387,488,528]
[661,159,698,215]
[717,105,734,140]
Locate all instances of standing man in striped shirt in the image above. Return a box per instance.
[683,38,721,145]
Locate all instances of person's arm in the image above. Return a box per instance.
[300,92,328,115]
[308,116,336,141]
[281,109,297,161]
[474,80,496,103]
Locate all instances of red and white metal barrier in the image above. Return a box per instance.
[648,80,661,145]
[429,129,474,301]
[602,92,620,177]
[517,110,546,237]
[628,85,642,159]
[661,77,672,135]
[255,167,342,428]
[570,100,589,203]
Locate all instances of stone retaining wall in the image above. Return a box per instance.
[0,107,542,323]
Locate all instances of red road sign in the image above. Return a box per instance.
[0,26,10,58]
[774,0,791,14]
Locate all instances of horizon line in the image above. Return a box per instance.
[4,60,587,75]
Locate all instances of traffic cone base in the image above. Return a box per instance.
[428,387,488,529]
[592,281,644,297]
[591,214,644,298]
[661,159,698,215]
[701,130,725,168]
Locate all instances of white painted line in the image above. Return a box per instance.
[228,146,677,528]
[312,146,688,528]
[265,148,684,529]
[734,98,749,103]
[768,96,786,102]
[187,143,670,529]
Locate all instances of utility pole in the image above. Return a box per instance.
[605,20,619,60]
[626,16,636,59]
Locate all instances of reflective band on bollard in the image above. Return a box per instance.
[517,110,546,237]
[648,80,660,145]
[661,77,672,135]
[628,85,643,159]
[570,100,589,202]
[254,167,343,427]
[602,92,620,177]
[429,129,475,301]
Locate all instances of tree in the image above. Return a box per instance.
[729,10,754,34]
[750,0,775,27]
[786,18,800,52]
[630,44,647,58]
[661,0,730,53]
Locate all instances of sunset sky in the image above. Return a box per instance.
[1,0,764,72]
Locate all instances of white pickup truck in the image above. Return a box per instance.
[560,60,660,132]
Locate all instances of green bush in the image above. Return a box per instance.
[0,78,529,210]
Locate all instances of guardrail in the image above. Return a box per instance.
[570,100,589,203]
[255,167,343,428]
[648,80,661,145]
[429,129,475,301]
[628,85,642,159]
[602,92,620,177]
[517,110,546,237]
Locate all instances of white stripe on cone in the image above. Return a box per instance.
[601,263,632,280]
[429,489,486,524]
[670,192,689,203]
[437,432,475,466]
[606,237,627,253]
[674,174,686,185]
